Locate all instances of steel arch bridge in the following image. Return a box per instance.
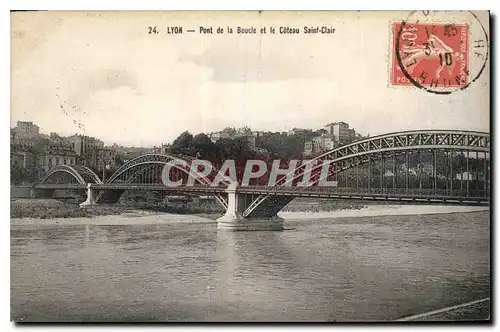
[35,129,490,220]
[95,153,228,207]
[37,153,228,207]
[242,130,490,218]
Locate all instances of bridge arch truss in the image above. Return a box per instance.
[39,164,103,185]
[98,153,228,207]
[243,130,490,218]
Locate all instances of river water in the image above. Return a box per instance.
[11,208,490,322]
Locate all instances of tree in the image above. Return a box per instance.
[215,138,239,159]
[237,126,252,135]
[114,154,125,167]
[221,127,237,135]
[233,137,254,160]
[171,131,194,156]
[192,133,217,160]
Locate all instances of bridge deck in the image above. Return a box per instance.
[33,184,490,205]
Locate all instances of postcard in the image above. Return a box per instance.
[10,10,490,322]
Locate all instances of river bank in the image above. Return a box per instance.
[11,199,138,219]
[10,198,367,220]
[10,199,219,226]
[10,198,225,220]
[11,198,489,227]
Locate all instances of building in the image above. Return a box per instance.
[151,143,171,155]
[151,146,162,154]
[10,130,37,175]
[10,121,43,150]
[11,121,40,139]
[324,122,351,145]
[68,134,104,157]
[287,128,313,136]
[10,136,36,151]
[324,136,336,151]
[9,122,102,182]
[33,133,78,173]
[37,147,77,174]
[208,131,231,143]
[348,129,356,142]
[323,121,362,145]
[312,136,325,152]
[208,129,257,151]
[303,141,314,156]
[11,151,35,169]
[48,133,73,150]
[68,134,104,168]
[118,147,152,162]
[252,131,269,137]
[96,148,118,171]
[303,135,337,156]
[316,136,336,151]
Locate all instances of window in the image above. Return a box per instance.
[55,158,59,165]
[63,159,67,165]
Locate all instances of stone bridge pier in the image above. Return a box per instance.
[79,184,124,206]
[80,183,97,207]
[217,183,292,231]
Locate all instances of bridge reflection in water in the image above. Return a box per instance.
[33,130,490,231]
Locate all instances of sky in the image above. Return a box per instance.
[11,11,490,147]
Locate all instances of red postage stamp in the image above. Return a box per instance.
[391,22,470,88]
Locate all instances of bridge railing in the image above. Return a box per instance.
[302,187,489,197]
[240,185,489,198]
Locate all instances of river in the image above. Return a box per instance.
[11,205,490,322]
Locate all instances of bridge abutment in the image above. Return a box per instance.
[217,184,284,231]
